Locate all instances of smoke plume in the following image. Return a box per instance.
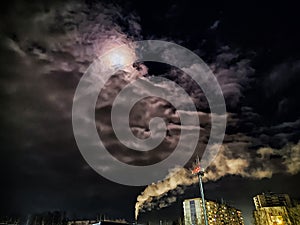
[135,167,198,220]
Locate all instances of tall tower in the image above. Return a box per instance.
[192,157,208,225]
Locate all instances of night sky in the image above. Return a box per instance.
[1,1,300,225]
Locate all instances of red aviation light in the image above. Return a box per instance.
[192,165,201,174]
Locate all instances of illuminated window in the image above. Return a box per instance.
[270,215,284,225]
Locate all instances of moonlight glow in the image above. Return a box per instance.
[101,45,136,70]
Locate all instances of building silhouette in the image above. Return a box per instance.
[183,198,244,225]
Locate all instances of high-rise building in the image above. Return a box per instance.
[253,192,300,225]
[253,206,292,225]
[253,192,292,210]
[183,198,244,225]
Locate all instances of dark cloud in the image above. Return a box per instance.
[0,1,300,225]
[0,0,142,218]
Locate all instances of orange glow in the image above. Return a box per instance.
[192,166,201,174]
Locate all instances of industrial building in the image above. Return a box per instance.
[183,198,244,225]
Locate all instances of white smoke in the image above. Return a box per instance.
[135,166,198,220]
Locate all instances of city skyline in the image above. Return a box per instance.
[2,191,299,225]
[1,1,300,225]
